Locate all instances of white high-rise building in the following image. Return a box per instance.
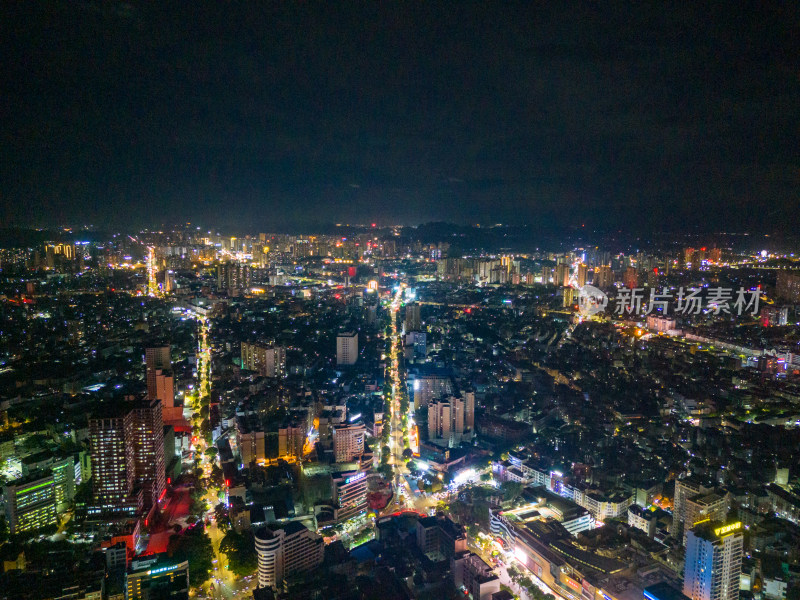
[336,331,358,366]
[683,522,743,600]
[428,393,475,448]
[255,523,324,590]
[673,478,714,539]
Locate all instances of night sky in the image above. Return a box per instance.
[1,1,798,232]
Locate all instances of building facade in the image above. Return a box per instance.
[336,332,359,366]
[3,474,57,534]
[331,423,365,463]
[255,522,324,590]
[241,342,286,378]
[683,522,743,600]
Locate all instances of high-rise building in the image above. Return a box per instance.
[3,474,58,534]
[683,492,728,546]
[331,423,365,463]
[236,415,266,465]
[673,478,714,540]
[90,399,164,515]
[155,368,183,426]
[241,342,286,377]
[255,522,324,590]
[131,398,166,511]
[331,470,368,522]
[145,346,171,401]
[89,410,136,509]
[278,422,306,461]
[126,554,190,600]
[410,371,452,408]
[428,394,474,448]
[624,267,638,289]
[217,261,252,294]
[776,272,800,303]
[51,456,75,513]
[577,263,588,288]
[593,264,613,289]
[555,264,571,287]
[405,303,421,332]
[683,522,743,600]
[336,331,358,366]
[463,391,475,432]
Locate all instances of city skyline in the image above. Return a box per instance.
[1,2,799,599]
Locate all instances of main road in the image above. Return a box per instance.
[381,285,442,516]
[186,312,255,599]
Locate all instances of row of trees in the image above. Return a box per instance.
[219,530,258,577]
[167,524,214,586]
[507,564,557,600]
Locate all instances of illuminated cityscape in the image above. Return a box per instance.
[1,3,799,600]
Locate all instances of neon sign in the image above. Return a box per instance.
[714,522,741,537]
[345,472,366,484]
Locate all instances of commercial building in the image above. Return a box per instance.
[125,554,189,600]
[331,422,366,463]
[51,456,76,513]
[683,522,743,600]
[644,582,691,600]
[255,522,324,590]
[331,469,369,522]
[3,474,57,534]
[241,342,286,378]
[336,331,359,366]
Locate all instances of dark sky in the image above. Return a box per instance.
[1,1,798,232]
